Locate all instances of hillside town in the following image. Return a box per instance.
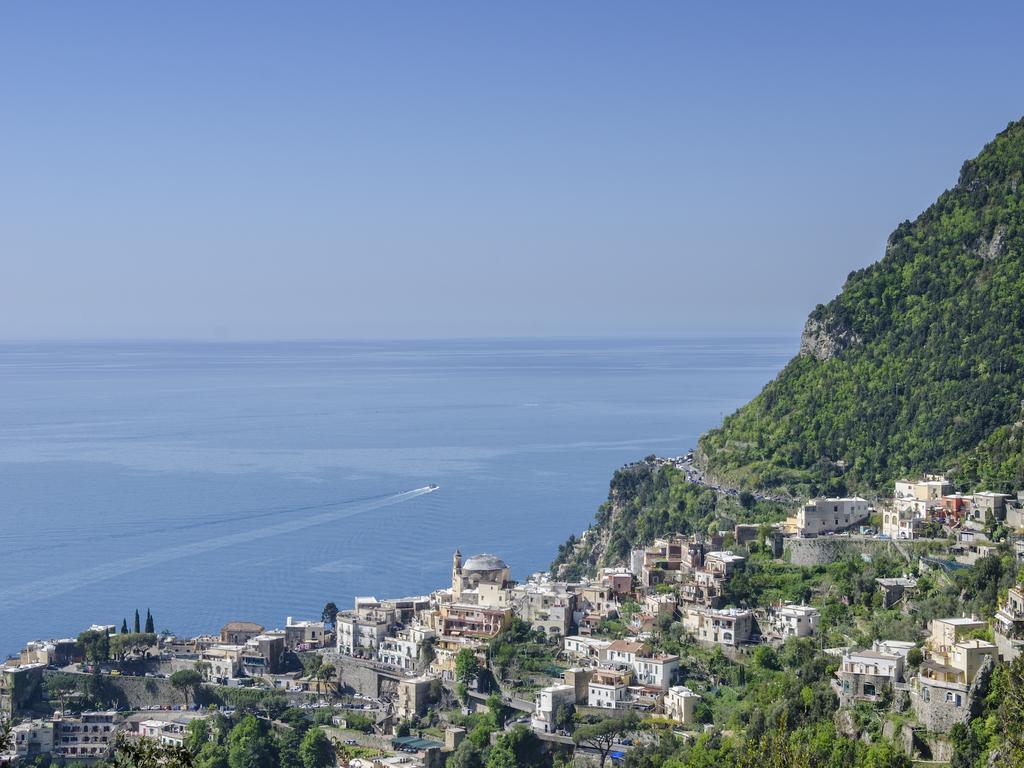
[4,470,1024,767]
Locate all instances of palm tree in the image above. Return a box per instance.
[317,663,337,699]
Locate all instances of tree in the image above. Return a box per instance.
[998,653,1024,764]
[316,664,336,698]
[485,692,510,728]
[753,645,781,671]
[484,744,517,768]
[145,609,155,634]
[170,669,203,708]
[78,629,111,666]
[186,719,212,752]
[573,712,640,768]
[455,648,480,689]
[276,729,302,768]
[113,732,194,768]
[0,718,12,754]
[110,632,157,662]
[301,653,322,679]
[121,619,129,634]
[299,727,333,768]
[905,646,923,669]
[45,674,78,714]
[194,743,230,768]
[194,660,212,681]
[134,609,141,634]
[320,602,338,629]
[494,725,543,767]
[445,739,483,768]
[227,716,276,768]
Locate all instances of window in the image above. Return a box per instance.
[922,687,930,702]
[863,683,876,697]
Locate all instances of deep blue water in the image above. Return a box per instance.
[0,338,792,654]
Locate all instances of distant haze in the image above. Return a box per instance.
[2,2,1022,340]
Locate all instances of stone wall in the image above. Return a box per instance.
[784,537,899,566]
[41,670,179,710]
[322,652,389,698]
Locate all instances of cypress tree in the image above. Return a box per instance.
[121,619,128,634]
[145,609,154,634]
[133,609,141,634]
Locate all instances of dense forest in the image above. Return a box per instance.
[698,118,1024,497]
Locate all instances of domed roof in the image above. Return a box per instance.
[462,553,507,572]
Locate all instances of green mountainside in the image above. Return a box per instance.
[698,118,1024,497]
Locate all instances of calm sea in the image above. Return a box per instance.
[0,337,791,654]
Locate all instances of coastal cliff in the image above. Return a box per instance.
[697,118,1024,497]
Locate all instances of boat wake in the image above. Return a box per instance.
[0,487,437,610]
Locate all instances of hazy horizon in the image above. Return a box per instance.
[3,2,1023,340]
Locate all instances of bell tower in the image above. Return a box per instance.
[452,549,463,597]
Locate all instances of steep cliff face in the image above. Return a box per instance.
[798,315,861,361]
[698,118,1024,495]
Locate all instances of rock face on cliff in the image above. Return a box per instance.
[698,118,1024,495]
[798,316,861,361]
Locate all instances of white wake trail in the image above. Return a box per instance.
[0,486,437,611]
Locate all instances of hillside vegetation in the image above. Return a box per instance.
[698,118,1024,497]
[551,462,786,578]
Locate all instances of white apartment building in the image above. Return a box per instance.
[703,551,745,578]
[664,685,700,726]
[337,611,390,654]
[138,719,188,748]
[763,603,819,640]
[285,617,326,649]
[895,475,952,502]
[54,712,122,761]
[795,497,870,536]
[633,653,679,690]
[7,720,54,762]
[531,684,576,733]
[377,626,436,672]
[562,635,611,662]
[587,669,632,709]
[683,607,753,647]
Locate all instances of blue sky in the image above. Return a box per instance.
[2,2,1022,339]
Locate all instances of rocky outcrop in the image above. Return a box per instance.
[798,315,861,361]
[978,223,1008,261]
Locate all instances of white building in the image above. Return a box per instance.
[795,497,870,536]
[337,611,390,654]
[895,475,952,502]
[882,505,921,540]
[763,603,819,640]
[562,635,611,662]
[54,712,122,761]
[633,653,679,690]
[587,668,632,709]
[139,719,188,748]
[703,551,745,578]
[664,685,700,726]
[834,648,906,704]
[683,607,753,647]
[285,617,327,650]
[531,684,576,733]
[377,626,436,672]
[605,639,646,667]
[7,720,54,762]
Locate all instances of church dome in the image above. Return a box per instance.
[462,553,507,572]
